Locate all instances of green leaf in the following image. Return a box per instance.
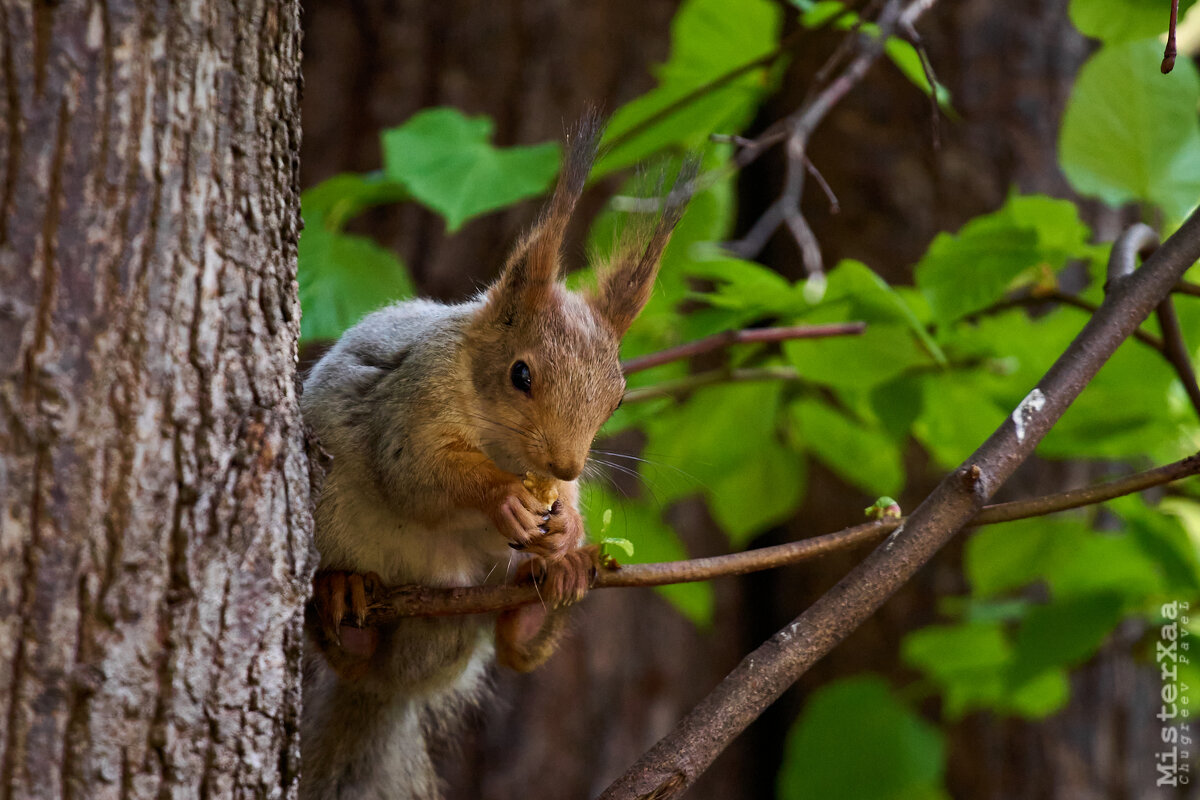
[298,226,415,343]
[579,485,714,626]
[1070,0,1198,43]
[913,371,1008,470]
[884,37,951,107]
[790,398,904,496]
[302,172,409,231]
[914,194,1091,323]
[641,382,806,547]
[1044,532,1166,599]
[965,518,1091,598]
[777,676,946,800]
[685,252,801,313]
[783,262,941,385]
[1009,594,1125,683]
[798,1,848,27]
[902,621,1012,716]
[595,0,782,176]
[904,622,1011,684]
[706,439,806,546]
[902,620,1072,719]
[1004,668,1070,718]
[600,537,635,558]
[1059,39,1200,221]
[381,108,560,231]
[869,374,925,440]
[1042,334,1185,459]
[1115,494,1200,594]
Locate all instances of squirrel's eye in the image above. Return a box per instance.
[510,360,532,395]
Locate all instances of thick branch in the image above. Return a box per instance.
[597,206,1200,799]
[363,452,1200,621]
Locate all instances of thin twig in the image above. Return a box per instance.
[621,322,866,374]
[362,452,1200,621]
[726,1,907,264]
[1164,0,1179,73]
[978,289,1167,354]
[598,206,1200,799]
[601,4,858,158]
[1174,281,1200,298]
[900,19,942,149]
[1108,225,1200,420]
[1156,299,1200,420]
[623,366,800,404]
[803,154,840,213]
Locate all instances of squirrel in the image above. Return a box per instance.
[297,114,692,799]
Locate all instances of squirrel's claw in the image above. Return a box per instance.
[498,493,548,547]
[519,545,600,608]
[312,569,382,642]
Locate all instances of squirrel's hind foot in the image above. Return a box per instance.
[309,570,384,679]
[521,544,600,608]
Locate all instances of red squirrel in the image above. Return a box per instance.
[298,114,690,799]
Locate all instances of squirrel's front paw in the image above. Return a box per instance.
[519,544,600,608]
[500,496,584,561]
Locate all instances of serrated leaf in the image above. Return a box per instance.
[381,108,561,231]
[778,676,946,800]
[706,439,806,546]
[1059,39,1200,221]
[1043,333,1185,459]
[913,371,1009,469]
[914,195,1091,323]
[640,382,806,547]
[790,398,904,496]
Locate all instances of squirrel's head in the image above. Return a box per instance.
[464,113,690,482]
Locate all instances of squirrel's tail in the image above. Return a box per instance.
[299,645,491,800]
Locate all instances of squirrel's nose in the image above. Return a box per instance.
[547,459,582,481]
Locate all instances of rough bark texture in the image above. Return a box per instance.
[0,1,310,798]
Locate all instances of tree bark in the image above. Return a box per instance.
[0,2,310,798]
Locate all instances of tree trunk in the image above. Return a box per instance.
[0,2,310,798]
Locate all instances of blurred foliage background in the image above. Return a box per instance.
[299,0,1200,797]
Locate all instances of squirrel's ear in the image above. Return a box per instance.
[486,112,603,320]
[590,159,697,336]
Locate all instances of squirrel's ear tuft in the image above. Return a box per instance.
[486,112,603,321]
[590,157,697,336]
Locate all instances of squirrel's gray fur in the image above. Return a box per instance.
[299,299,500,799]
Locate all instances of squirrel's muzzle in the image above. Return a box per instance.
[546,458,583,482]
